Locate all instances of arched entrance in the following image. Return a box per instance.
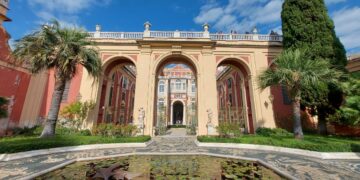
[96,57,137,125]
[172,101,184,125]
[153,55,198,135]
[216,58,254,133]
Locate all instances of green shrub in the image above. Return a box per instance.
[255,127,291,137]
[92,123,138,137]
[8,126,41,136]
[167,125,186,128]
[59,100,95,130]
[78,129,92,136]
[216,122,243,138]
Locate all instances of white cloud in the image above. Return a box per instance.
[332,7,360,51]
[325,0,346,5]
[193,0,282,33]
[28,0,112,26]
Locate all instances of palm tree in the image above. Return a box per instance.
[258,49,341,139]
[13,20,102,138]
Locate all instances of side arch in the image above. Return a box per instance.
[215,57,255,133]
[94,55,137,125]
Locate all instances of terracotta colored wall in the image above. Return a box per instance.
[271,86,293,130]
[0,68,31,126]
[40,67,83,118]
[0,26,32,130]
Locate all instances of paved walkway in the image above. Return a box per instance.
[0,136,359,180]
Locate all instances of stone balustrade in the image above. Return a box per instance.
[88,31,282,42]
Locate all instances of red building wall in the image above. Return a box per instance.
[0,25,32,132]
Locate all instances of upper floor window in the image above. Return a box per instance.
[191,81,196,92]
[176,79,181,90]
[122,77,128,89]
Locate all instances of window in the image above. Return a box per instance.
[228,94,232,106]
[122,77,128,89]
[159,81,165,92]
[176,79,181,90]
[108,75,115,106]
[227,78,232,89]
[191,81,196,92]
[183,82,186,90]
[158,98,165,109]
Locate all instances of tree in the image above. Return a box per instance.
[258,49,341,139]
[0,97,8,118]
[328,73,360,126]
[13,20,102,138]
[281,0,348,134]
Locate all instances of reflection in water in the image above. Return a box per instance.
[36,155,285,180]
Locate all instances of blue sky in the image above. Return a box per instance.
[5,0,360,54]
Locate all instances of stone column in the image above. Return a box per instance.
[133,45,153,135]
[197,46,218,135]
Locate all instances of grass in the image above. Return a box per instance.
[0,135,151,154]
[197,134,360,152]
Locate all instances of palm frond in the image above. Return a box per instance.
[12,19,102,81]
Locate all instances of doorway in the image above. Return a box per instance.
[172,101,184,125]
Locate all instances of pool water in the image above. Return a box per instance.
[36,155,285,179]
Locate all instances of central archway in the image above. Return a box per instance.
[153,54,198,136]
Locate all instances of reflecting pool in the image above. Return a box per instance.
[36,155,285,179]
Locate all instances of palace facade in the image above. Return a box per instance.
[156,64,196,126]
[1,1,291,136]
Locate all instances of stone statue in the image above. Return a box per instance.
[206,108,216,135]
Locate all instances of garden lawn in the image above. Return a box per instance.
[0,135,151,154]
[198,134,360,152]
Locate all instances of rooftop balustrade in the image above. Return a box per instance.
[88,23,282,42]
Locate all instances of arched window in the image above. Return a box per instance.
[176,79,181,90]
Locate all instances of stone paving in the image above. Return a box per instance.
[0,131,359,180]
